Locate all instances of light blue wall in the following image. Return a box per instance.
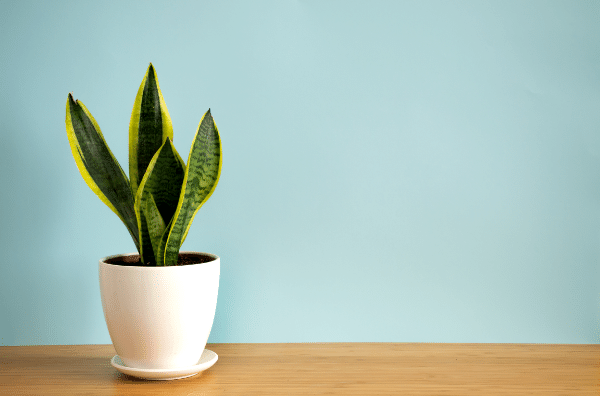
[1,0,599,345]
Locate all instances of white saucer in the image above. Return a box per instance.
[111,349,218,380]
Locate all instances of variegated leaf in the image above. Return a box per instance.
[129,63,173,195]
[135,137,185,265]
[65,93,140,251]
[164,109,221,266]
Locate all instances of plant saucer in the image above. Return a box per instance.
[111,349,218,380]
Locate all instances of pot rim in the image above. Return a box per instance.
[99,251,219,267]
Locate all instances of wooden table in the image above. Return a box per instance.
[1,343,598,395]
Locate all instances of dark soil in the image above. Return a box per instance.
[104,252,215,266]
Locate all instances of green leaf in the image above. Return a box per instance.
[138,211,155,265]
[134,138,185,265]
[129,63,173,195]
[65,93,140,251]
[156,217,174,266]
[164,109,222,266]
[141,193,167,262]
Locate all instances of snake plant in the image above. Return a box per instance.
[65,63,222,265]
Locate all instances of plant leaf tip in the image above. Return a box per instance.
[67,92,79,107]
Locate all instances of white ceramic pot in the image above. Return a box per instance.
[99,251,220,370]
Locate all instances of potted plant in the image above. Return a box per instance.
[65,63,222,380]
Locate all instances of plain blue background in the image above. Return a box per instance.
[1,0,599,346]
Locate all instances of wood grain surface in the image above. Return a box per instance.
[1,343,598,395]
